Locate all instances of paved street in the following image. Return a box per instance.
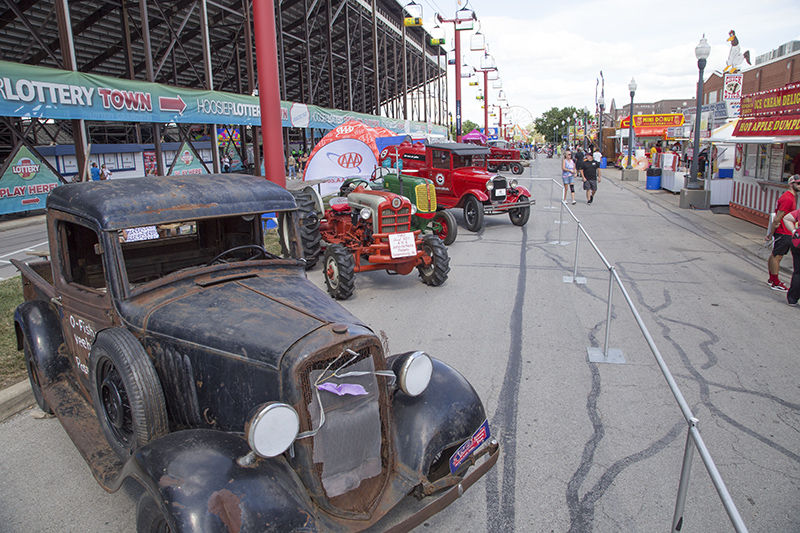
[1,158,798,532]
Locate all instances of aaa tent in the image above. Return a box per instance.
[303,121,397,196]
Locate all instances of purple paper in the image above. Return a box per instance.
[317,382,368,396]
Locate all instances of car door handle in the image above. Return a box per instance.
[50,296,62,307]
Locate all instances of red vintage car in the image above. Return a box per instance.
[379,141,533,232]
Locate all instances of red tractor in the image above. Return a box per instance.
[293,184,450,300]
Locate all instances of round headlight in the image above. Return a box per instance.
[391,197,403,209]
[408,200,417,215]
[398,351,433,397]
[510,179,518,188]
[245,402,299,458]
[360,207,371,220]
[485,179,494,191]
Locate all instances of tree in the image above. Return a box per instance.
[534,107,579,144]
[462,119,479,135]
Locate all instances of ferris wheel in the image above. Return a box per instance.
[504,106,534,134]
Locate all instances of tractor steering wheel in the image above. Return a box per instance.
[207,245,277,265]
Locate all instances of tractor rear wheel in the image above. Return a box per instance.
[323,244,356,300]
[511,162,523,175]
[292,190,322,269]
[418,235,450,286]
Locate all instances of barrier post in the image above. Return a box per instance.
[544,175,557,210]
[549,200,570,246]
[672,418,699,533]
[587,266,626,364]
[564,220,587,284]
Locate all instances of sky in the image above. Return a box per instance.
[413,0,800,134]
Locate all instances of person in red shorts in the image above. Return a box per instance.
[765,175,800,291]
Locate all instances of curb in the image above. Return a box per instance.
[0,379,34,422]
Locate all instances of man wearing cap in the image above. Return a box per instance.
[765,175,800,291]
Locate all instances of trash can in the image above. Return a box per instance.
[645,167,662,190]
[600,157,607,169]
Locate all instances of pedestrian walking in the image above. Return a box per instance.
[287,152,297,179]
[100,164,111,180]
[580,152,601,204]
[222,154,231,173]
[561,151,577,205]
[765,175,800,291]
[90,162,100,181]
[779,207,800,306]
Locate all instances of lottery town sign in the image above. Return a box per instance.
[0,60,446,136]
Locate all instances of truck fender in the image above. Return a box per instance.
[514,185,531,197]
[389,357,487,477]
[124,429,324,533]
[14,300,69,383]
[457,190,489,207]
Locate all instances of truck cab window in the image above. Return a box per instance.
[59,221,106,291]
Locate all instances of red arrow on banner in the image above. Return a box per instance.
[21,198,40,205]
[159,95,186,115]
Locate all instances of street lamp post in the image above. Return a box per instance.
[688,36,711,189]
[561,119,565,150]
[598,96,605,155]
[572,111,577,149]
[626,78,637,169]
[583,108,588,151]
[436,9,477,142]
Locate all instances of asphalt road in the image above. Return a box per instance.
[0,213,48,281]
[1,158,798,532]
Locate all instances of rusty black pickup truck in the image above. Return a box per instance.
[12,174,497,533]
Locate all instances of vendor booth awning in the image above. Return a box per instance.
[710,119,800,144]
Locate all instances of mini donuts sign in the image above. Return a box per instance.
[0,145,61,215]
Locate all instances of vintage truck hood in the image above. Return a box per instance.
[453,167,495,182]
[117,267,363,369]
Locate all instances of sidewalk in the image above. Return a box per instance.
[0,167,782,422]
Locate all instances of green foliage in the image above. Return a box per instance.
[0,277,25,388]
[461,119,479,136]
[534,107,580,143]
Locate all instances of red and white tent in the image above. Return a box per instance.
[303,121,396,196]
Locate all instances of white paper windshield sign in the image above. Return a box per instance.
[388,232,416,258]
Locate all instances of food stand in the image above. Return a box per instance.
[727,83,800,227]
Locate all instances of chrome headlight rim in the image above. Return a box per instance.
[485,179,494,191]
[391,197,403,209]
[510,178,518,189]
[359,207,372,220]
[245,402,300,458]
[397,351,433,397]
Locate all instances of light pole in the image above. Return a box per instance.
[436,8,477,142]
[583,108,589,151]
[475,51,496,138]
[572,111,577,149]
[553,125,556,146]
[688,36,711,189]
[561,119,565,150]
[597,96,605,154]
[626,78,637,169]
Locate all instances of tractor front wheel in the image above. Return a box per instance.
[418,235,450,286]
[511,162,523,175]
[323,244,356,300]
[430,211,458,246]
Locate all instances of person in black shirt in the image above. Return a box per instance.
[580,152,601,204]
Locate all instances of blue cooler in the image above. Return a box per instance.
[600,157,607,169]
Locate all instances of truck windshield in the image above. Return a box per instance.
[119,213,293,288]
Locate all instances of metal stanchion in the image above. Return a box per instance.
[548,200,570,246]
[543,175,557,210]
[564,220,586,284]
[587,266,626,364]
[672,418,699,533]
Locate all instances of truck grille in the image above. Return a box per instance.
[491,177,508,202]
[380,206,411,233]
[415,183,437,213]
[295,342,391,517]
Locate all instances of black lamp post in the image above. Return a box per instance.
[688,36,711,189]
[583,108,588,151]
[626,77,637,169]
[598,96,605,154]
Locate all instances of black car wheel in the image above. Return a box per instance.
[509,196,531,226]
[511,162,524,175]
[136,492,171,533]
[430,210,458,246]
[463,195,484,232]
[23,337,52,414]
[290,190,322,269]
[323,244,356,300]
[89,329,168,459]
[418,235,450,286]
